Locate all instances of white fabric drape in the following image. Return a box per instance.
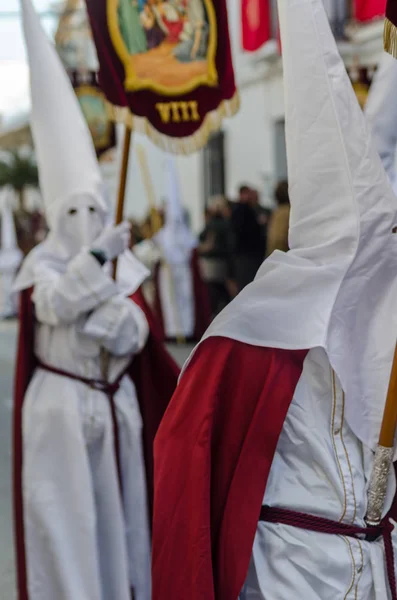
[240,349,396,599]
[185,0,397,455]
[21,251,151,600]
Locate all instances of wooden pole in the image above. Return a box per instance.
[365,341,397,525]
[112,125,132,279]
[101,125,132,381]
[379,342,397,448]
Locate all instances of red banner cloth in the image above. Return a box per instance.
[84,0,239,152]
[354,0,386,22]
[386,0,397,26]
[241,0,271,52]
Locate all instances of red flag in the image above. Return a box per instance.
[84,0,239,154]
[354,0,386,22]
[241,0,271,52]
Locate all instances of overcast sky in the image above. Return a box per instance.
[0,0,56,126]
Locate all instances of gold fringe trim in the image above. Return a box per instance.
[106,91,240,155]
[384,17,397,59]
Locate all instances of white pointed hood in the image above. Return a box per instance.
[186,0,397,452]
[15,0,149,297]
[0,188,23,271]
[365,52,397,194]
[154,156,197,264]
[20,0,105,229]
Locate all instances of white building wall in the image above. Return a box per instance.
[101,127,205,233]
[223,81,269,199]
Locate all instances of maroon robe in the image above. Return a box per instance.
[14,286,180,600]
[152,336,308,600]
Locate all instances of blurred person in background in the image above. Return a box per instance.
[0,188,23,319]
[128,218,144,248]
[134,158,211,342]
[199,195,236,317]
[232,184,266,291]
[250,188,271,257]
[267,180,290,256]
[14,4,179,599]
[15,205,47,256]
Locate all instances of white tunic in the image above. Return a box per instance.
[134,239,195,339]
[241,348,396,600]
[22,251,151,600]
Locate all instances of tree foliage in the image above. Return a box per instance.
[0,151,39,209]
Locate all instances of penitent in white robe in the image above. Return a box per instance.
[134,238,195,339]
[22,250,151,600]
[240,348,397,600]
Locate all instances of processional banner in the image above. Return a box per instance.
[84,0,239,153]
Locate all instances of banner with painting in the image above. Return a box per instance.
[55,2,116,159]
[69,72,117,159]
[84,0,239,153]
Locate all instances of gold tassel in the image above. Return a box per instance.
[384,17,397,59]
[105,92,240,155]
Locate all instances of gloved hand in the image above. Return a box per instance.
[92,222,131,262]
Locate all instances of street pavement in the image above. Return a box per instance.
[0,320,192,599]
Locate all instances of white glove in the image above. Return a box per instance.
[92,222,131,262]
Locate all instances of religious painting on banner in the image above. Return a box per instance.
[84,0,239,153]
[70,71,117,158]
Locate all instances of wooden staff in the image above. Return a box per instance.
[113,125,133,279]
[365,342,397,526]
[101,125,132,380]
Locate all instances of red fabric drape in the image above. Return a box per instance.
[152,337,308,600]
[153,261,165,341]
[13,289,35,600]
[354,0,386,21]
[129,288,180,515]
[241,0,271,51]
